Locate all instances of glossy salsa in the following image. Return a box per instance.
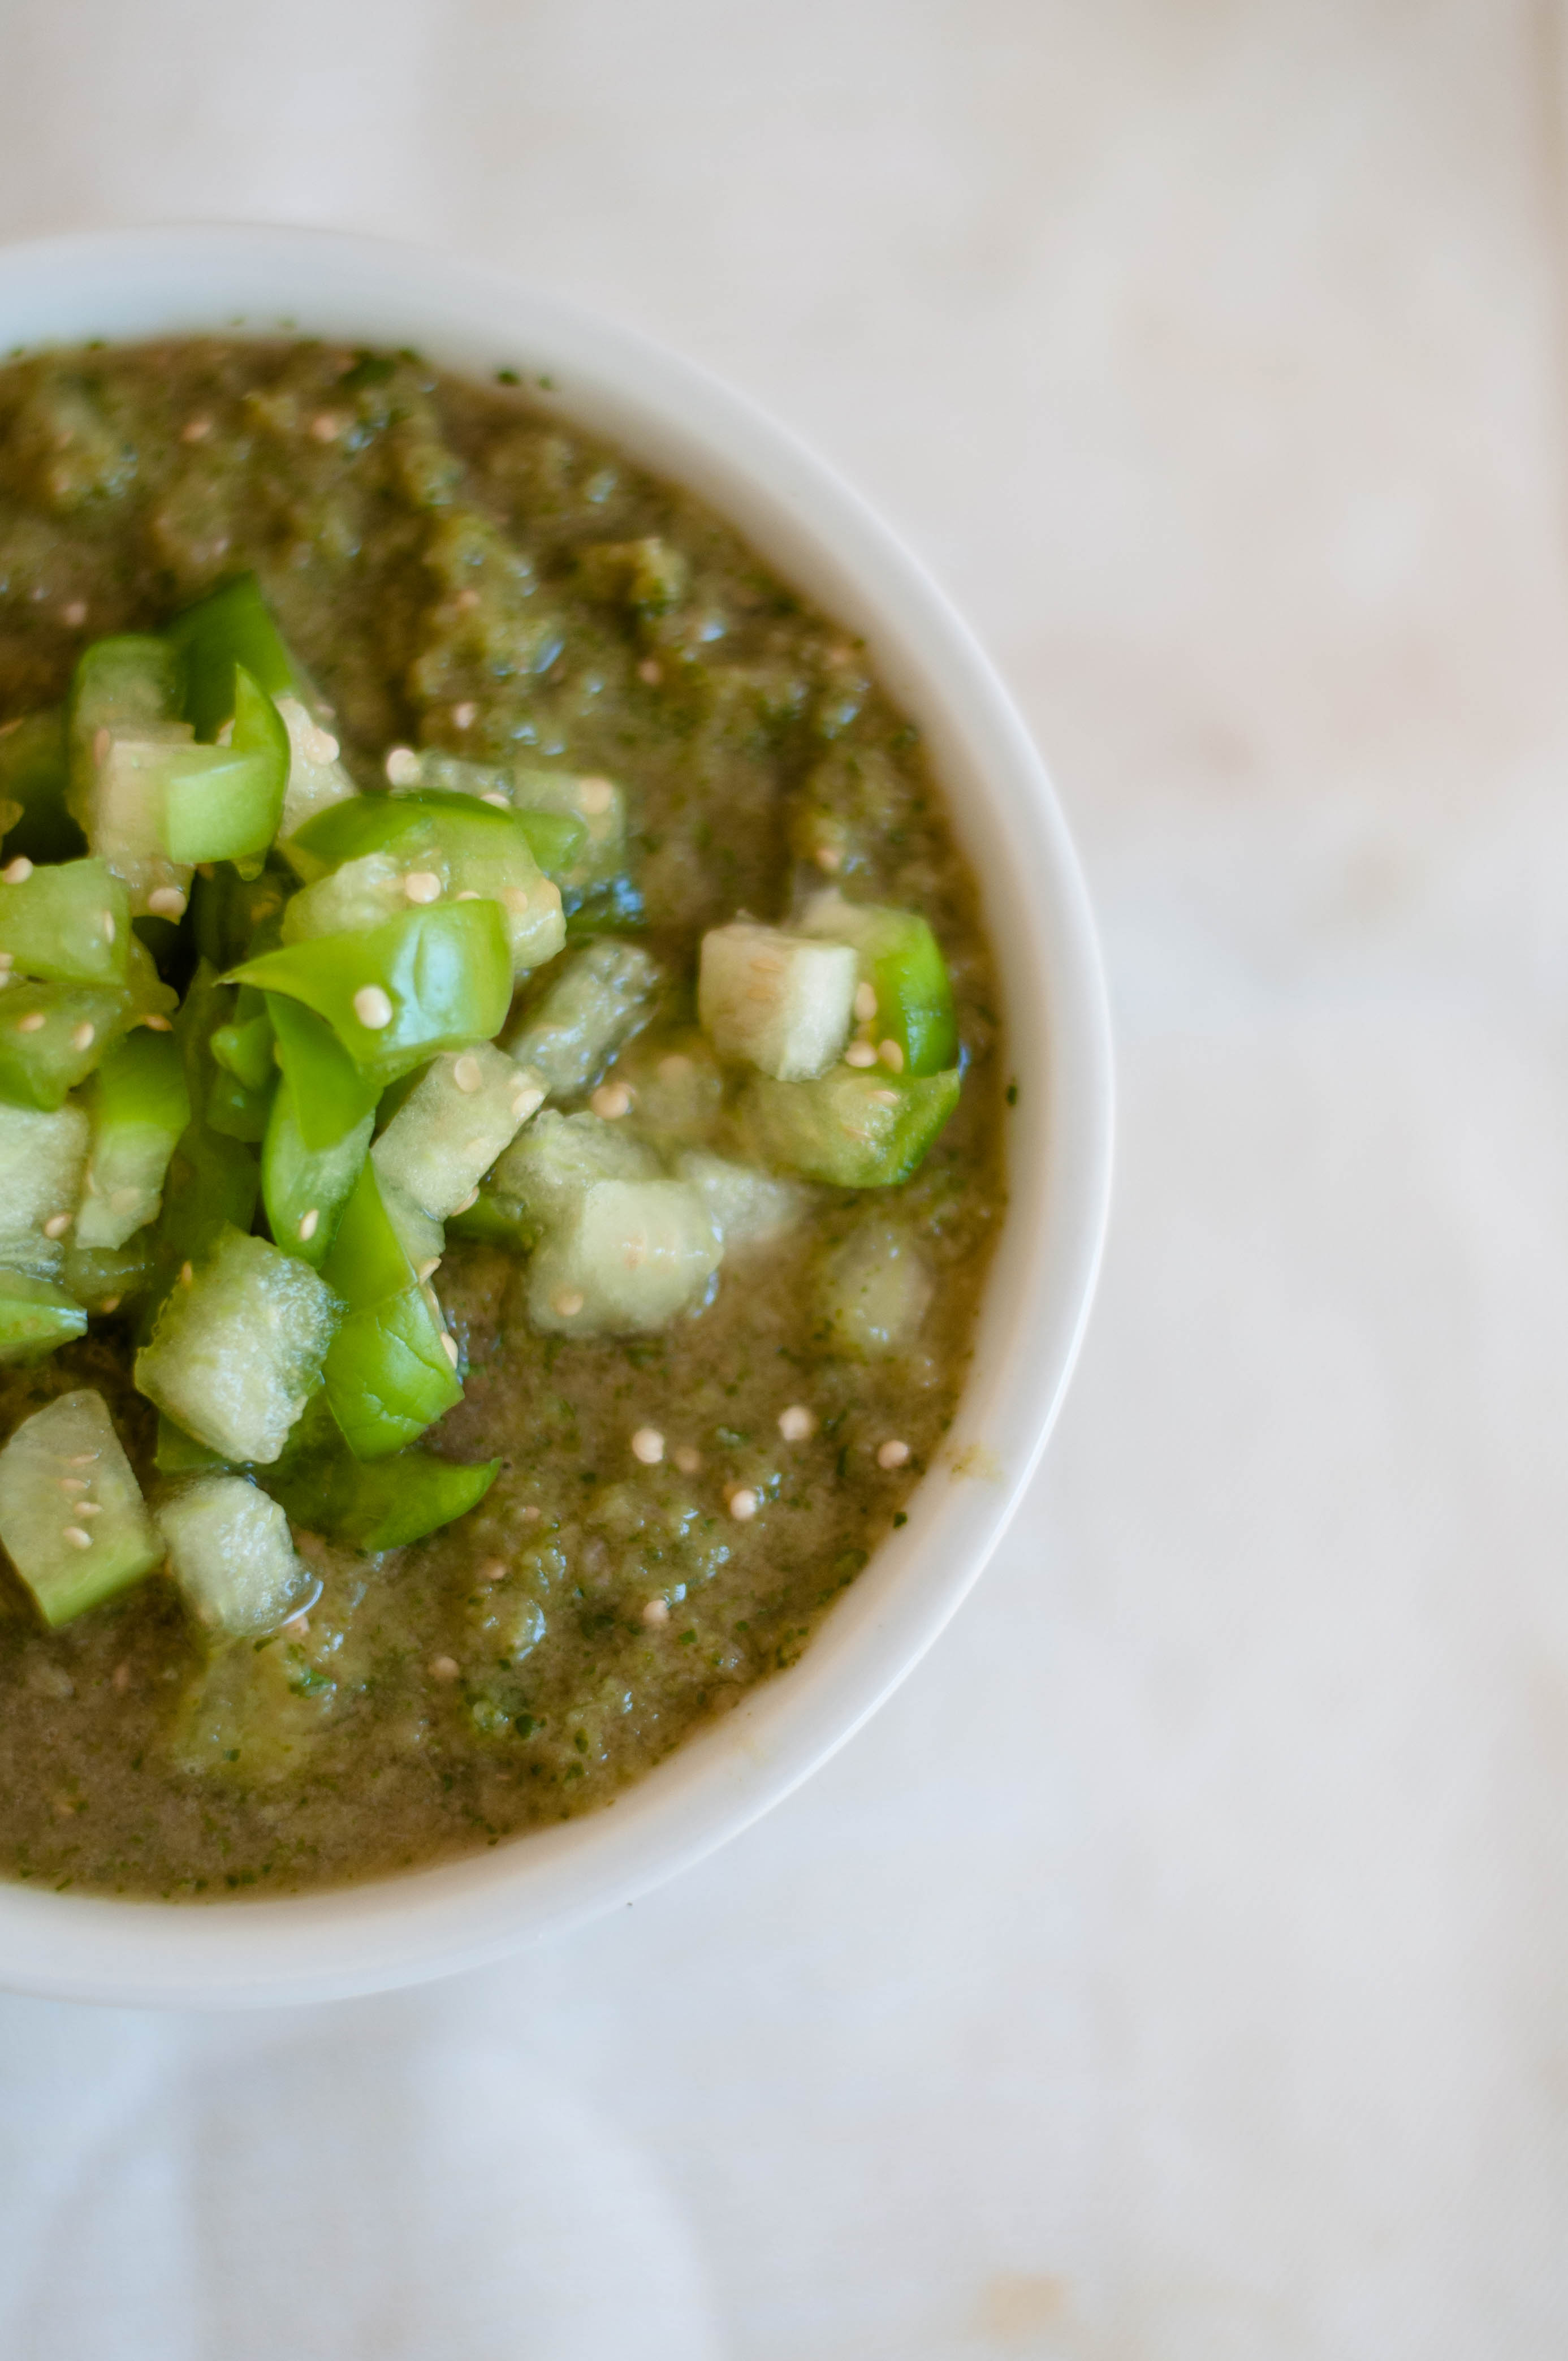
[0,340,1005,1896]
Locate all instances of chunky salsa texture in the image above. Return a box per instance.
[0,340,1005,1897]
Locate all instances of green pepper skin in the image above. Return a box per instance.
[265,993,379,1151]
[231,900,512,1082]
[262,1425,496,1548]
[262,1089,371,1271]
[0,857,130,986]
[160,667,290,865]
[802,898,958,1077]
[167,572,310,739]
[320,1162,460,1458]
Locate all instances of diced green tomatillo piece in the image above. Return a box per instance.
[66,636,193,914]
[265,993,379,1151]
[321,1161,461,1460]
[175,959,271,1141]
[528,1179,722,1337]
[135,1226,340,1465]
[0,1101,88,1279]
[167,572,309,736]
[505,938,661,1099]
[275,697,358,851]
[0,856,129,986]
[261,1433,499,1551]
[0,709,83,867]
[154,1415,227,1476]
[262,1089,372,1270]
[0,981,139,1110]
[675,1149,807,1251]
[63,1233,153,1317]
[512,767,626,890]
[371,1044,542,1221]
[490,1107,660,1242]
[67,636,185,805]
[0,1270,88,1363]
[281,849,410,940]
[231,900,513,1083]
[698,921,856,1081]
[157,1473,313,1638]
[610,1028,723,1145]
[818,1220,934,1358]
[159,666,291,865]
[742,1065,961,1188]
[0,1389,162,1626]
[798,889,958,1077]
[76,1028,190,1250]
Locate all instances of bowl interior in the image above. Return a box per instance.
[0,227,1113,2006]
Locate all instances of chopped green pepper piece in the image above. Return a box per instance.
[230,900,512,1083]
[262,1087,372,1271]
[800,892,958,1076]
[160,667,291,865]
[167,571,310,739]
[0,1268,88,1363]
[292,785,584,884]
[209,1000,275,1095]
[265,992,379,1150]
[321,1161,461,1459]
[0,856,129,986]
[261,1430,498,1549]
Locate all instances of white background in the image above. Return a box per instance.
[0,3,1563,2354]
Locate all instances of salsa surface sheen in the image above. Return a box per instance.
[0,339,1005,1897]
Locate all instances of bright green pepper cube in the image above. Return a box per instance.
[231,900,513,1083]
[157,1473,313,1638]
[262,1437,498,1551]
[263,1088,372,1270]
[265,994,380,1151]
[159,666,290,865]
[512,767,626,890]
[0,1389,162,1627]
[167,572,308,736]
[799,890,958,1076]
[136,1227,340,1466]
[742,1065,961,1188]
[323,1288,463,1460]
[0,856,129,986]
[76,1029,190,1250]
[0,1270,88,1363]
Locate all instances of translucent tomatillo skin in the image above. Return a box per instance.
[0,857,129,986]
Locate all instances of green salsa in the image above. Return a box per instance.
[0,339,1005,1897]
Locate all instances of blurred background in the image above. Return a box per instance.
[0,2,1563,2353]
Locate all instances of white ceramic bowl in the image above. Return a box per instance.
[0,225,1112,2006]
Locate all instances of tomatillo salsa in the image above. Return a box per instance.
[0,340,1006,1896]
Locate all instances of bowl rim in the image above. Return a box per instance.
[0,223,1113,2007]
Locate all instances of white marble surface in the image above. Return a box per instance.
[0,2,1565,2352]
